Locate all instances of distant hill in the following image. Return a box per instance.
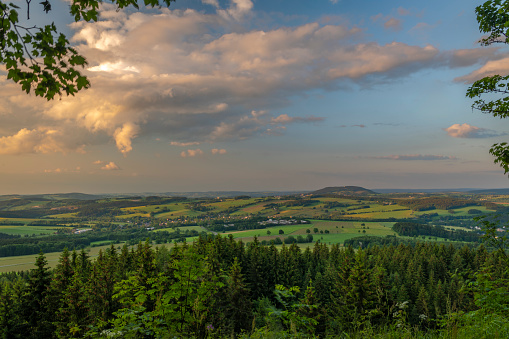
[0,193,106,201]
[373,188,476,194]
[467,188,509,195]
[311,186,376,196]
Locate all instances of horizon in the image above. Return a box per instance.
[4,186,509,197]
[1,0,509,194]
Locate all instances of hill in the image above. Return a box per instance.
[311,186,376,196]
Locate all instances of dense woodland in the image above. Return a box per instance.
[0,234,508,338]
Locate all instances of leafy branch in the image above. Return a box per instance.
[0,0,175,99]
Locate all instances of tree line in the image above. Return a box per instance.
[0,234,507,338]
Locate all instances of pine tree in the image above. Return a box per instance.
[224,257,253,336]
[20,251,54,339]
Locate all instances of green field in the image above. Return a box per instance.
[219,220,397,245]
[0,225,64,236]
[0,243,127,273]
[152,226,208,233]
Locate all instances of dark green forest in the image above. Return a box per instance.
[1,233,508,338]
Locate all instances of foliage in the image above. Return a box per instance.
[0,233,505,338]
[466,0,509,173]
[0,0,175,99]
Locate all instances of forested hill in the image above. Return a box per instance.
[311,186,376,196]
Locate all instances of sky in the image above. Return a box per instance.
[1,0,509,194]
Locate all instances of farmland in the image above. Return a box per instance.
[0,187,504,272]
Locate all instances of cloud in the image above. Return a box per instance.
[271,114,324,124]
[44,167,81,173]
[410,22,435,31]
[114,122,140,155]
[371,14,402,31]
[372,154,457,161]
[180,149,204,157]
[170,141,201,147]
[1,5,504,156]
[202,0,219,7]
[0,127,86,155]
[384,18,401,31]
[218,0,253,21]
[397,7,410,16]
[444,123,505,138]
[211,148,227,155]
[339,124,366,128]
[455,56,509,83]
[93,160,104,165]
[101,162,121,170]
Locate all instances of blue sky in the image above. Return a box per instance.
[0,0,508,194]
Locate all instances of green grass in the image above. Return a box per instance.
[0,243,128,273]
[0,225,64,236]
[219,220,397,246]
[152,226,207,233]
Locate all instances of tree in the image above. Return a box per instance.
[467,0,509,173]
[20,251,54,338]
[0,0,175,100]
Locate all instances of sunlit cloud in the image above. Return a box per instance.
[211,148,227,155]
[114,122,140,155]
[455,56,509,83]
[444,123,506,138]
[180,149,204,157]
[101,162,121,170]
[0,128,86,155]
[44,167,81,173]
[0,3,504,157]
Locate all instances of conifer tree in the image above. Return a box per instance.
[21,251,54,338]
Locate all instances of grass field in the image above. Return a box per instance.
[0,225,64,236]
[218,220,397,245]
[0,243,127,273]
[152,226,208,233]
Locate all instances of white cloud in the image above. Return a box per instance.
[202,0,219,7]
[101,162,121,170]
[444,123,505,138]
[218,0,253,21]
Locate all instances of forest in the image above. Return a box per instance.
[0,232,508,338]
